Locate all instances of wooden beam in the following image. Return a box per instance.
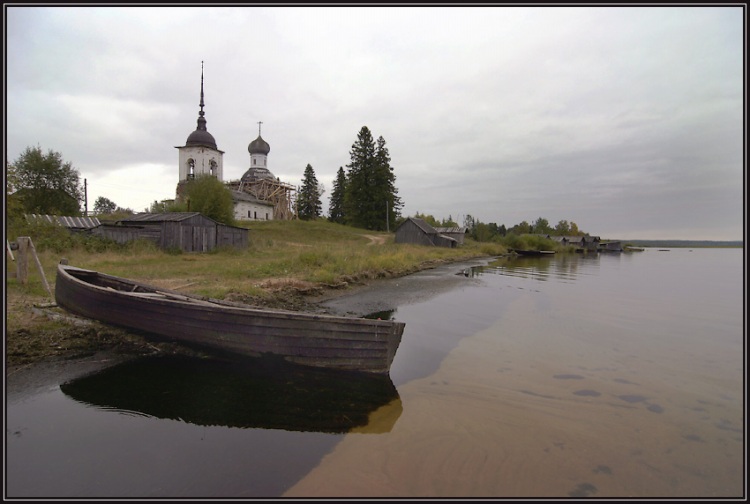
[6,239,15,261]
[14,237,54,301]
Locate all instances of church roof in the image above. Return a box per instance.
[241,166,277,182]
[185,63,218,150]
[231,191,275,207]
[248,135,270,155]
[186,128,217,150]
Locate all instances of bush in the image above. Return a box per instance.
[499,234,557,251]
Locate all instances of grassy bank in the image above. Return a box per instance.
[6,219,506,365]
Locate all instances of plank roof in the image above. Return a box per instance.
[120,212,206,223]
[25,214,101,229]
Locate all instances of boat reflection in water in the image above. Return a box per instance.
[60,354,402,434]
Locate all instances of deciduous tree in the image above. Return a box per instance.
[93,196,118,214]
[532,217,552,235]
[181,174,235,225]
[10,146,83,215]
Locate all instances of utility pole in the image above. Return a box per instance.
[386,200,390,232]
[84,178,88,216]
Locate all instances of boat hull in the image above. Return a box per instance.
[55,264,404,374]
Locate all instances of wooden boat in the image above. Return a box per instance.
[54,264,405,374]
[511,249,556,256]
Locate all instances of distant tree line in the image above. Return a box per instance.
[413,212,590,243]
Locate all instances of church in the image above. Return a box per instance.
[175,65,295,221]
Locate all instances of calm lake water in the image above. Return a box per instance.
[5,248,745,498]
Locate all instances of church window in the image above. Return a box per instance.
[253,158,256,166]
[188,159,195,179]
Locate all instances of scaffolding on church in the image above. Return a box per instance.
[226,178,298,220]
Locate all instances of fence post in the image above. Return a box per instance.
[14,236,54,301]
[16,237,29,285]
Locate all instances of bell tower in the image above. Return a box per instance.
[175,62,224,199]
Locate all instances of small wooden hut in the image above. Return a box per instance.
[394,218,458,248]
[434,226,468,245]
[92,212,248,252]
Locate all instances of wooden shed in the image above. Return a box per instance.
[434,226,468,245]
[549,235,600,251]
[91,212,248,252]
[599,240,623,252]
[394,217,458,248]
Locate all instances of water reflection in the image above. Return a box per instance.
[467,253,601,283]
[364,308,397,320]
[60,354,401,434]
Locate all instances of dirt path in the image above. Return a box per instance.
[362,234,388,246]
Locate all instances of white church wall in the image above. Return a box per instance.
[233,200,274,221]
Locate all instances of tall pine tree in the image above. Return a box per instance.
[373,135,403,231]
[328,166,347,224]
[344,126,376,229]
[343,126,402,230]
[296,163,322,220]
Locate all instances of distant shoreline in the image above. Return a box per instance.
[613,240,743,248]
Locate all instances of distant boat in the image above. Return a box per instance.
[55,264,405,374]
[511,249,556,256]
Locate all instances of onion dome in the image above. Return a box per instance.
[248,135,270,155]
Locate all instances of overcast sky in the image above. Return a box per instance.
[5,5,745,240]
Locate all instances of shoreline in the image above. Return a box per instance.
[6,257,495,396]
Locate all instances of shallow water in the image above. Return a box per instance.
[5,248,745,498]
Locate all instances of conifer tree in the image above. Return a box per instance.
[343,126,376,228]
[328,166,347,224]
[296,163,322,220]
[343,126,402,230]
[374,135,403,231]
